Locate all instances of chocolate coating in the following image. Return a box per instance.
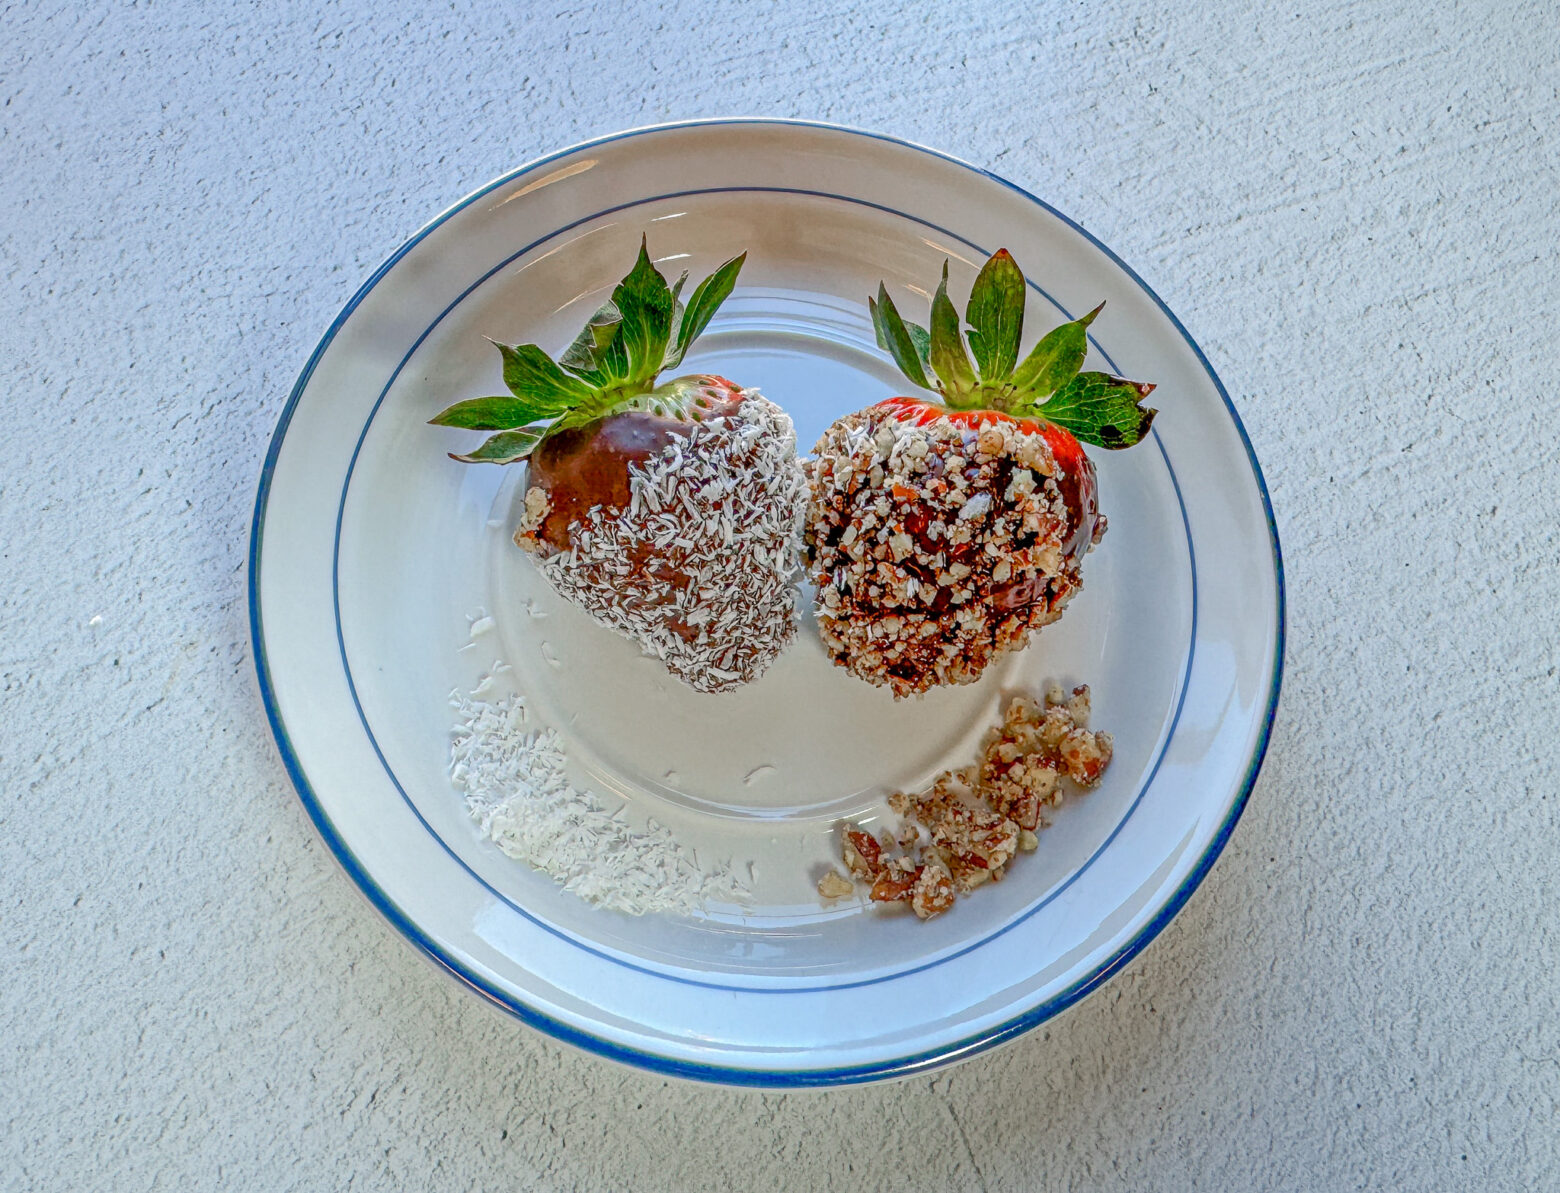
[524,382,745,552]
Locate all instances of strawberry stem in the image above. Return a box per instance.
[432,240,745,462]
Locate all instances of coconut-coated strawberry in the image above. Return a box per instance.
[432,241,806,693]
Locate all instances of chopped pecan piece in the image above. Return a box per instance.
[842,825,883,879]
[910,864,956,920]
[870,868,919,902]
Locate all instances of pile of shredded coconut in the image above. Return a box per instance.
[449,681,749,916]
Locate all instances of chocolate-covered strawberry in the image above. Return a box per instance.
[804,249,1156,697]
[432,241,805,693]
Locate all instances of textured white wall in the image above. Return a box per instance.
[3,1,1557,1188]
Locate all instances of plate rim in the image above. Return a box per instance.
[249,116,1286,1087]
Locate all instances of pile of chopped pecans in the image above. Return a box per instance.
[819,684,1113,920]
[803,408,1102,698]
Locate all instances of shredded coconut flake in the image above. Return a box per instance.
[450,684,749,916]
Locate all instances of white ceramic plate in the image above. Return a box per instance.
[250,120,1283,1086]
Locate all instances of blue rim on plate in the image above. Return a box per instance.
[249,118,1285,1086]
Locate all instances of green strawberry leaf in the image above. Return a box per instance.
[1028,371,1157,449]
[928,261,977,397]
[964,249,1025,383]
[497,342,597,410]
[612,238,678,386]
[1010,302,1103,399]
[448,427,546,464]
[661,272,689,368]
[428,395,556,430]
[591,322,631,389]
[667,252,744,369]
[559,298,623,379]
[871,285,931,390]
[548,383,697,431]
[904,319,932,375]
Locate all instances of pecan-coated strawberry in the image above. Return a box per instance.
[804,249,1156,697]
